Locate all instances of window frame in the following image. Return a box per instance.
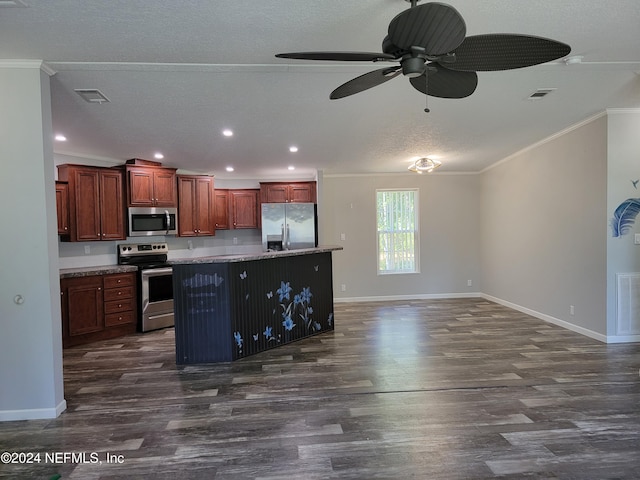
[375,188,420,275]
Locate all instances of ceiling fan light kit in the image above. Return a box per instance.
[408,157,442,174]
[275,1,571,105]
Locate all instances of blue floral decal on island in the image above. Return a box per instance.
[232,270,334,356]
[233,331,243,354]
[277,281,292,301]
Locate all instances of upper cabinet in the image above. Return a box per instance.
[177,175,215,237]
[125,159,177,207]
[57,165,126,242]
[55,181,69,236]
[260,182,316,203]
[230,189,259,229]
[214,189,230,230]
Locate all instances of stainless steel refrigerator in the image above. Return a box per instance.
[261,203,318,251]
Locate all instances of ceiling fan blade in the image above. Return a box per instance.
[276,52,395,62]
[409,64,478,98]
[387,3,466,55]
[330,66,402,99]
[447,34,571,71]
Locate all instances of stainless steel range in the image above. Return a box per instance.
[118,243,174,332]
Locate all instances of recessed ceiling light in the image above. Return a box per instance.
[55,134,67,142]
[288,166,295,171]
[154,152,164,160]
[226,166,234,172]
[289,146,298,153]
[222,129,233,137]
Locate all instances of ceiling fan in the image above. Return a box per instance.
[275,0,571,107]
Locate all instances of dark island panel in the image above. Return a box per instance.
[172,250,336,364]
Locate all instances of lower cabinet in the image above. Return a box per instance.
[61,272,137,348]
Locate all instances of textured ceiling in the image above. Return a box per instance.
[1,0,639,178]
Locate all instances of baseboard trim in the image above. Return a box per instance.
[0,399,66,422]
[334,292,482,303]
[481,294,608,343]
[332,292,627,344]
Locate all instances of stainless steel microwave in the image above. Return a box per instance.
[128,207,178,237]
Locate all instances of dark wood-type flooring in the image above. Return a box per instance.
[2,299,640,479]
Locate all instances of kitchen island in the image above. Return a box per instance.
[170,246,342,364]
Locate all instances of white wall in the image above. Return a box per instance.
[606,110,640,339]
[0,63,65,420]
[321,173,482,300]
[480,115,608,339]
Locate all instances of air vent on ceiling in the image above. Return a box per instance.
[0,0,28,6]
[74,89,110,104]
[527,88,556,101]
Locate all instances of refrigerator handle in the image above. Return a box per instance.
[286,223,291,250]
[281,224,286,249]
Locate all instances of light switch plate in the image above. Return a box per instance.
[635,233,640,245]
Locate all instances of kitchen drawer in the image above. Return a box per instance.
[104,297,136,315]
[104,273,135,289]
[105,310,135,327]
[103,285,135,302]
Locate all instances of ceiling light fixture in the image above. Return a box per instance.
[289,146,298,153]
[222,129,233,137]
[408,157,442,174]
[154,152,164,160]
[226,166,234,172]
[54,134,67,142]
[288,166,295,171]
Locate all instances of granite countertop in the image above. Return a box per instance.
[60,264,138,279]
[170,246,343,265]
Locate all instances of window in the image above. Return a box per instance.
[376,189,419,274]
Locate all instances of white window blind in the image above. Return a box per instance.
[376,189,419,274]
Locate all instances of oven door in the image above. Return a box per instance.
[140,267,174,332]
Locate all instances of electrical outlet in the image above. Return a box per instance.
[233,237,238,245]
[341,284,346,292]
[340,233,346,241]
[570,305,575,316]
[188,240,193,250]
[467,279,472,287]
[84,245,90,255]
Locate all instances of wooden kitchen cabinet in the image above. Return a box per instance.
[61,272,137,348]
[126,165,177,207]
[61,275,104,340]
[55,181,69,235]
[214,189,230,230]
[230,189,259,229]
[260,182,316,203]
[177,175,215,236]
[57,165,126,242]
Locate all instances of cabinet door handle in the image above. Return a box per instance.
[97,287,101,291]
